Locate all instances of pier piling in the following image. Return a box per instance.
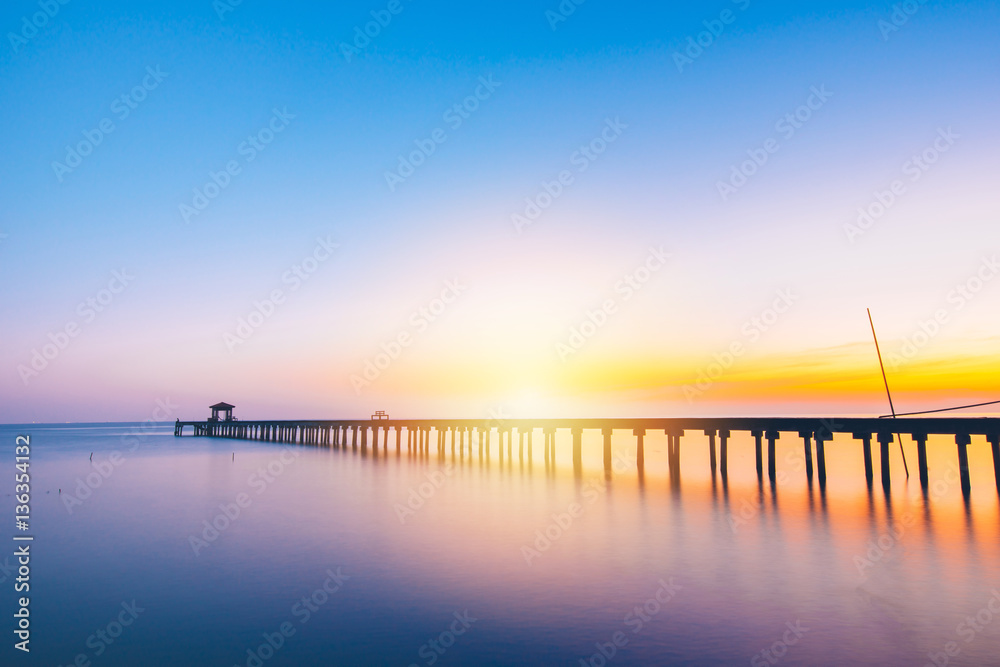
[752,431,763,481]
[878,432,893,489]
[914,433,929,490]
[990,433,1000,494]
[956,434,971,496]
[765,431,779,483]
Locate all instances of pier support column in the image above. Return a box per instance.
[705,430,717,475]
[361,427,368,454]
[877,432,893,489]
[719,430,729,479]
[914,433,929,491]
[669,434,676,479]
[854,433,873,485]
[799,431,814,482]
[603,428,613,472]
[956,434,971,497]
[572,428,583,475]
[519,430,524,461]
[765,431,779,483]
[752,431,763,481]
[814,432,828,486]
[527,429,533,462]
[666,431,683,481]
[989,433,1000,495]
[634,429,645,469]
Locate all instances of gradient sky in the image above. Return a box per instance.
[2,0,998,422]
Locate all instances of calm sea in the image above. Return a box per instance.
[1,422,999,666]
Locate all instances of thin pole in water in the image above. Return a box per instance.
[868,308,909,478]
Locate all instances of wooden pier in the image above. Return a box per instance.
[174,416,1000,496]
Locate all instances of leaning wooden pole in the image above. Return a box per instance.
[868,308,909,478]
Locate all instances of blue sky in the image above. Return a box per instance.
[2,0,999,421]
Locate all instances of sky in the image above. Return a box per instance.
[1,0,999,422]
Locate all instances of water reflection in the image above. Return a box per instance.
[1,424,998,666]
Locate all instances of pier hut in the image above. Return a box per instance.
[208,402,237,423]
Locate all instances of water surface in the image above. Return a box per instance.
[1,423,999,666]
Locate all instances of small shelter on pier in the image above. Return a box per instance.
[208,402,237,422]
